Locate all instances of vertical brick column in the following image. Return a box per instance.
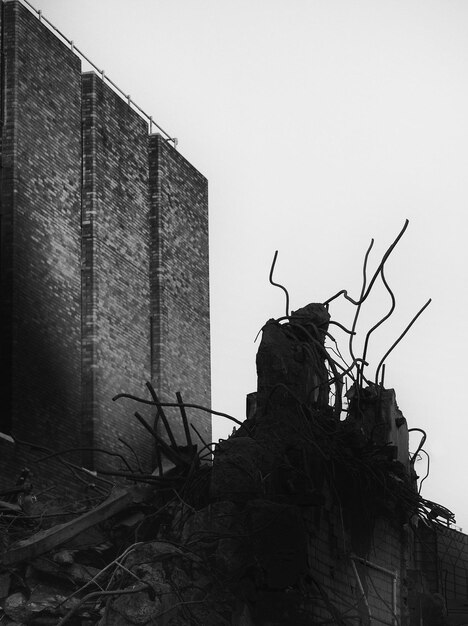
[81,72,152,471]
[0,0,82,485]
[148,134,211,447]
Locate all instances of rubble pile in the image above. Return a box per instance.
[2,224,454,624]
[1,302,433,625]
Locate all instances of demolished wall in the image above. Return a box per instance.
[411,524,468,625]
[0,301,430,625]
[1,224,463,624]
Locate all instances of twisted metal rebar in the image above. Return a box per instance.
[269,250,290,317]
[324,219,409,307]
[113,391,243,427]
[360,264,396,387]
[374,298,431,385]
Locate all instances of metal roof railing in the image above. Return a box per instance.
[19,0,178,147]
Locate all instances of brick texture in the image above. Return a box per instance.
[0,0,211,491]
[0,0,82,488]
[420,526,468,601]
[148,135,211,447]
[436,528,468,601]
[81,72,153,472]
[305,501,406,624]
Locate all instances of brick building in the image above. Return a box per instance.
[0,0,211,488]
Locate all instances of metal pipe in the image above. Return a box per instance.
[351,555,398,626]
[350,558,372,620]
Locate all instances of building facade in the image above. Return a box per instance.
[0,0,211,488]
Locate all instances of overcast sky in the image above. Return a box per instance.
[36,0,468,529]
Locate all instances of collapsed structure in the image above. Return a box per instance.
[1,225,468,625]
[0,2,466,624]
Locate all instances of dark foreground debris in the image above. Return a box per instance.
[0,320,448,625]
[0,224,459,625]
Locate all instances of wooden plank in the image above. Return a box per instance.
[0,500,21,513]
[0,485,150,566]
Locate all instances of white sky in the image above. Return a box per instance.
[36,0,468,529]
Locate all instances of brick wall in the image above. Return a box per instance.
[305,496,407,624]
[148,134,211,447]
[414,524,468,621]
[436,527,468,602]
[0,0,83,487]
[81,72,153,472]
[0,0,211,491]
